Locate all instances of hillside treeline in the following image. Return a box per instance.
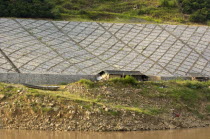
[178,0,210,22]
[0,0,59,18]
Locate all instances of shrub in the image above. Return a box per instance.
[185,81,208,89]
[78,79,95,88]
[79,10,88,15]
[206,105,210,113]
[110,76,138,85]
[189,8,209,23]
[160,0,178,7]
[178,0,210,22]
[0,0,60,19]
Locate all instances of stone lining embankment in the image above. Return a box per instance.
[0,73,96,85]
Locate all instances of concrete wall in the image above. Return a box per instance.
[0,73,96,85]
[160,76,192,81]
[0,73,208,85]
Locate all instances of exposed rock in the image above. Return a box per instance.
[53,107,60,112]
[0,94,5,100]
[105,107,109,112]
[35,99,42,104]
[48,103,54,107]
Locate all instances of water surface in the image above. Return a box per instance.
[1,127,210,139]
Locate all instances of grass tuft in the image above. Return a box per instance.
[109,76,138,86]
[206,105,210,113]
[78,79,95,88]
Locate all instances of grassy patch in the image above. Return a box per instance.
[159,0,178,7]
[41,107,53,113]
[169,88,198,102]
[114,105,162,115]
[108,110,121,116]
[206,105,210,113]
[32,106,39,113]
[109,76,138,86]
[184,81,209,89]
[53,0,194,24]
[1,0,208,25]
[0,83,19,98]
[1,80,210,119]
[147,107,164,115]
[77,79,96,88]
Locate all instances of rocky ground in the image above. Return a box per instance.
[0,79,210,131]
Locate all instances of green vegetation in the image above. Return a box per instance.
[1,80,210,131]
[178,0,210,23]
[206,105,210,113]
[78,79,96,88]
[41,107,53,113]
[55,0,186,23]
[0,79,210,118]
[0,0,59,18]
[160,0,178,7]
[0,0,209,25]
[109,76,138,86]
[78,76,138,87]
[73,78,210,117]
[77,79,210,105]
[138,80,210,107]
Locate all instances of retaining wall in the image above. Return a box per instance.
[0,73,96,85]
[0,18,209,77]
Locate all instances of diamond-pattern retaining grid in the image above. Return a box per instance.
[0,18,209,77]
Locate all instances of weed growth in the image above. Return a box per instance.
[160,0,178,7]
[78,79,95,88]
[206,105,210,113]
[109,76,138,86]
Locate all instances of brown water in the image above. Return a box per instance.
[1,127,210,139]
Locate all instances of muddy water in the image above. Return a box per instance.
[1,127,210,139]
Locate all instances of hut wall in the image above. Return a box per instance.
[148,76,161,81]
[192,77,209,81]
[109,74,122,79]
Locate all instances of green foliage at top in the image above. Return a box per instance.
[109,76,138,86]
[179,0,210,14]
[0,0,209,24]
[0,0,184,24]
[178,0,210,22]
[0,0,60,18]
[189,8,209,23]
[160,0,178,7]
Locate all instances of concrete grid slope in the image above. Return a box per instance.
[0,18,209,77]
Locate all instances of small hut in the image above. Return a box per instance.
[97,70,148,81]
[188,73,209,81]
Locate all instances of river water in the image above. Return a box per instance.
[1,127,210,139]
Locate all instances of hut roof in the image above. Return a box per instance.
[98,70,144,76]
